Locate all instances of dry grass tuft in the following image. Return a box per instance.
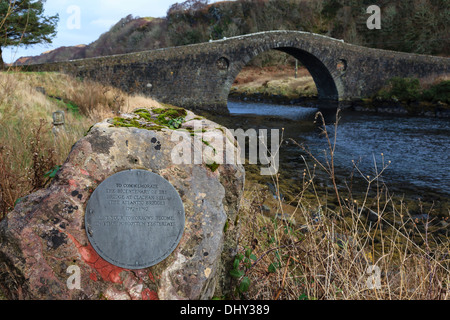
[0,71,162,218]
[232,111,449,300]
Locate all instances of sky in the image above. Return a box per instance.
[4,0,224,63]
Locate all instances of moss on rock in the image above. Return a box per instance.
[111,106,188,131]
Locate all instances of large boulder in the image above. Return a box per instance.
[0,108,244,300]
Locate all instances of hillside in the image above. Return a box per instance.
[14,16,167,65]
[15,0,450,65]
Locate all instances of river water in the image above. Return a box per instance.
[205,100,450,205]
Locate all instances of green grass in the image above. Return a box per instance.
[377,78,450,104]
[206,162,220,172]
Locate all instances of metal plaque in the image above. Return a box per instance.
[85,170,185,269]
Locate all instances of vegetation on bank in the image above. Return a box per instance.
[0,71,161,217]
[233,169,450,299]
[377,77,450,105]
[349,76,450,116]
[230,64,318,103]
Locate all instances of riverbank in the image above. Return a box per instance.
[230,65,318,106]
[203,100,449,298]
[231,66,450,117]
[234,147,450,300]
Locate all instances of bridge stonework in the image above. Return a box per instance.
[26,31,450,114]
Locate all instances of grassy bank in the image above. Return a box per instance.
[0,71,161,217]
[234,175,450,299]
[230,65,318,104]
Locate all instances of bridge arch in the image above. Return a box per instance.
[222,35,344,109]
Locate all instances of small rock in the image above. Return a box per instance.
[35,86,46,95]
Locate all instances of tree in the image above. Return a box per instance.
[167,0,209,16]
[0,0,59,69]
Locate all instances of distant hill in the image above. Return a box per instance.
[16,45,87,65]
[15,0,450,65]
[15,15,167,65]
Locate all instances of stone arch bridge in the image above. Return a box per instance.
[27,31,450,114]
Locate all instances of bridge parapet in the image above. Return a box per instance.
[25,31,450,114]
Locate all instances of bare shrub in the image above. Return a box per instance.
[0,120,56,218]
[233,110,450,300]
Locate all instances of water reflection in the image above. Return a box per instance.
[227,100,318,120]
